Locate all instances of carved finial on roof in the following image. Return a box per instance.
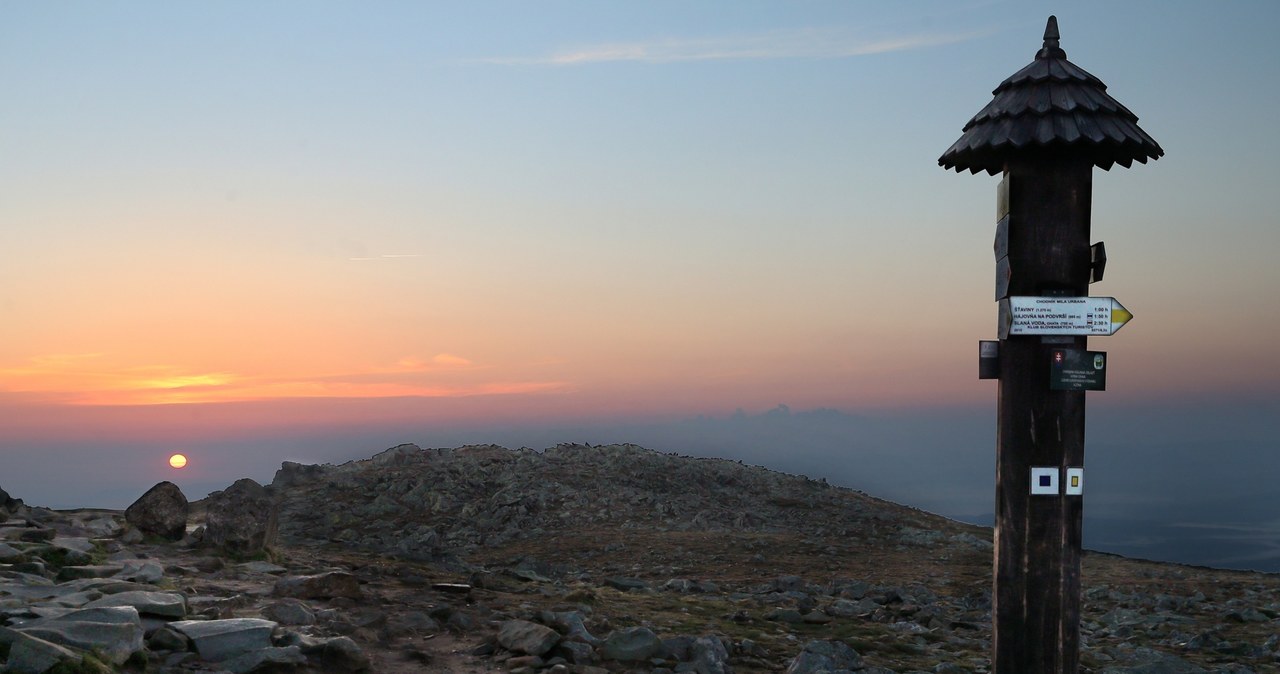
[1037,15,1066,60]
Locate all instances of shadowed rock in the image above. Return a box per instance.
[125,481,188,540]
[17,606,145,665]
[272,571,362,600]
[2,629,81,674]
[601,626,662,662]
[204,478,278,556]
[0,485,21,514]
[497,619,560,656]
[168,618,276,661]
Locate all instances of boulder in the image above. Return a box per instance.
[168,618,277,661]
[690,636,733,674]
[600,626,662,662]
[2,629,81,674]
[497,619,561,656]
[114,559,165,584]
[0,485,20,513]
[279,633,371,671]
[203,478,278,556]
[86,590,188,618]
[220,645,306,674]
[272,571,362,600]
[263,598,316,625]
[785,639,865,673]
[125,481,189,540]
[17,606,145,665]
[0,541,25,562]
[271,460,328,488]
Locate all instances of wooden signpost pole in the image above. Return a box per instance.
[994,160,1092,672]
[939,17,1163,674]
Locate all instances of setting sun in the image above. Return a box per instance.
[168,453,188,469]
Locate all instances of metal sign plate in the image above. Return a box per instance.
[1000,296,1132,336]
[1050,349,1107,391]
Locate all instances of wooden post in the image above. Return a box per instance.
[993,159,1092,673]
[938,17,1162,673]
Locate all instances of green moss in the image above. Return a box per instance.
[47,653,113,674]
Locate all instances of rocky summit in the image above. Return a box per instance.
[3,443,1280,674]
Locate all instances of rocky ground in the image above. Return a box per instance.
[2,443,1279,673]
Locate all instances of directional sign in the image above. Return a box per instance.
[999,296,1133,337]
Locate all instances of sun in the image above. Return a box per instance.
[168,453,188,469]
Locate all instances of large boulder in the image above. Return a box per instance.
[600,626,662,662]
[497,619,560,656]
[16,606,145,665]
[203,479,278,556]
[2,629,81,674]
[168,618,276,661]
[125,481,188,540]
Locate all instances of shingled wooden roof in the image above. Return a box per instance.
[939,16,1163,175]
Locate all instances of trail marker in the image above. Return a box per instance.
[999,296,1132,338]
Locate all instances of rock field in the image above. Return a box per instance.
[2,443,1279,673]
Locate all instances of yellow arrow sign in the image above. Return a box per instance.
[1000,296,1134,337]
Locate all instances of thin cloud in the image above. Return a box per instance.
[480,27,986,66]
[347,253,422,262]
[0,353,566,405]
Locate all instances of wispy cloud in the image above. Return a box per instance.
[347,253,422,262]
[0,353,567,405]
[480,27,985,66]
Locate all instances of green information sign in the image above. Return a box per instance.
[1049,349,1107,391]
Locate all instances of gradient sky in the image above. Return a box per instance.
[3,2,1279,520]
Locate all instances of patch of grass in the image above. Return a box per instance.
[47,652,113,674]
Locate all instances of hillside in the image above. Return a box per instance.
[3,443,1279,673]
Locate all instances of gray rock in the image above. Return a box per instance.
[17,605,144,665]
[263,598,316,625]
[148,625,191,652]
[79,516,121,538]
[690,635,732,674]
[314,635,370,671]
[0,485,20,513]
[601,626,662,662]
[826,597,878,617]
[785,639,865,674]
[605,577,650,592]
[169,618,277,661]
[85,590,187,618]
[277,630,368,671]
[662,635,696,661]
[555,640,595,664]
[237,560,288,574]
[204,478,278,555]
[3,628,81,674]
[114,559,165,584]
[273,570,362,599]
[542,609,601,645]
[0,541,25,562]
[56,564,124,581]
[220,645,307,674]
[1099,647,1209,673]
[498,619,561,656]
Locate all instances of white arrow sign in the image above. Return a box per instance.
[999,296,1133,337]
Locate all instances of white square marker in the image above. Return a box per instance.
[1065,467,1084,496]
[1030,467,1059,495]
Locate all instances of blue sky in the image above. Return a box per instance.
[2,1,1278,568]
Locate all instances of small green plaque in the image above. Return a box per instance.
[1050,349,1107,391]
